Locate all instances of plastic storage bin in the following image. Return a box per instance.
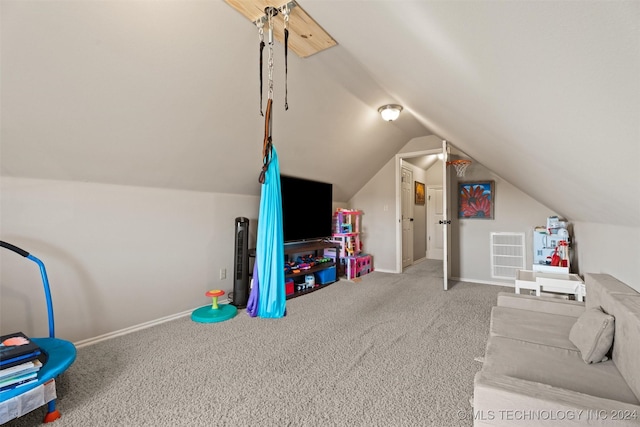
[285,279,294,296]
[315,266,336,285]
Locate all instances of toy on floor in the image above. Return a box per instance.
[191,289,237,323]
[0,241,77,424]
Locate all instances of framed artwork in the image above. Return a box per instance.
[415,181,425,205]
[458,181,494,219]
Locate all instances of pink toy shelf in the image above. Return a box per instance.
[327,209,373,279]
[330,209,362,258]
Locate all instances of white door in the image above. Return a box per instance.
[426,186,444,260]
[401,166,414,269]
[442,141,451,290]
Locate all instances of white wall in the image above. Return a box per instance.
[346,145,640,290]
[350,134,564,284]
[451,163,558,284]
[450,162,640,291]
[399,135,443,154]
[348,159,396,272]
[0,177,259,342]
[4,166,636,345]
[572,222,640,292]
[425,159,443,186]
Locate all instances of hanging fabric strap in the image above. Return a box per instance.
[259,98,273,184]
[283,5,290,110]
[259,39,265,116]
[284,28,289,110]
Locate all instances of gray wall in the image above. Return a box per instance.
[347,158,397,271]
[1,177,260,342]
[449,163,558,284]
[572,222,640,289]
[2,145,638,344]
[349,136,554,283]
[349,135,639,291]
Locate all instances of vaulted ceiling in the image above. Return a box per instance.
[2,1,638,227]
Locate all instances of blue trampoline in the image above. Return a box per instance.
[0,241,77,423]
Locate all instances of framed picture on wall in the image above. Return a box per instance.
[458,181,494,219]
[415,181,425,205]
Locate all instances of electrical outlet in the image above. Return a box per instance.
[219,268,226,280]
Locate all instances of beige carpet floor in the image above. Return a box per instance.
[5,259,510,426]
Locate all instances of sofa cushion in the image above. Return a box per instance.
[569,307,615,364]
[482,336,639,405]
[490,306,578,350]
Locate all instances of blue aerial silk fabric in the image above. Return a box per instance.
[246,147,286,318]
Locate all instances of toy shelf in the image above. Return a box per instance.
[332,210,361,235]
[285,262,336,279]
[283,240,341,299]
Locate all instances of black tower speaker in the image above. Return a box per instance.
[232,217,250,308]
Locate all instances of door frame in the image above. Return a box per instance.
[394,147,445,273]
[442,140,451,290]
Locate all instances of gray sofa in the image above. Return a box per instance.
[474,273,640,426]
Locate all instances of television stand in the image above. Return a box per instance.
[284,240,341,299]
[250,240,341,300]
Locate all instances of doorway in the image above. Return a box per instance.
[395,146,447,273]
[401,166,414,269]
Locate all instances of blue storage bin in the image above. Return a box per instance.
[315,266,336,284]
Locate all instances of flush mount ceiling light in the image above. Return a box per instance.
[378,104,403,121]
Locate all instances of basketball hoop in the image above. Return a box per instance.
[446,159,472,177]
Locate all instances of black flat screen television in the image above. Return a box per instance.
[280,175,333,243]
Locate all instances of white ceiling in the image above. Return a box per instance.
[2,1,639,227]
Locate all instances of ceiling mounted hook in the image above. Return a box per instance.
[264,6,278,18]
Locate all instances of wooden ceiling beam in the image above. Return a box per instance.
[224,0,337,58]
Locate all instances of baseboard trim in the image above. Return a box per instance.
[74,299,231,348]
[451,277,514,288]
[372,268,396,274]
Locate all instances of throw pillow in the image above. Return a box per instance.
[569,307,615,364]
